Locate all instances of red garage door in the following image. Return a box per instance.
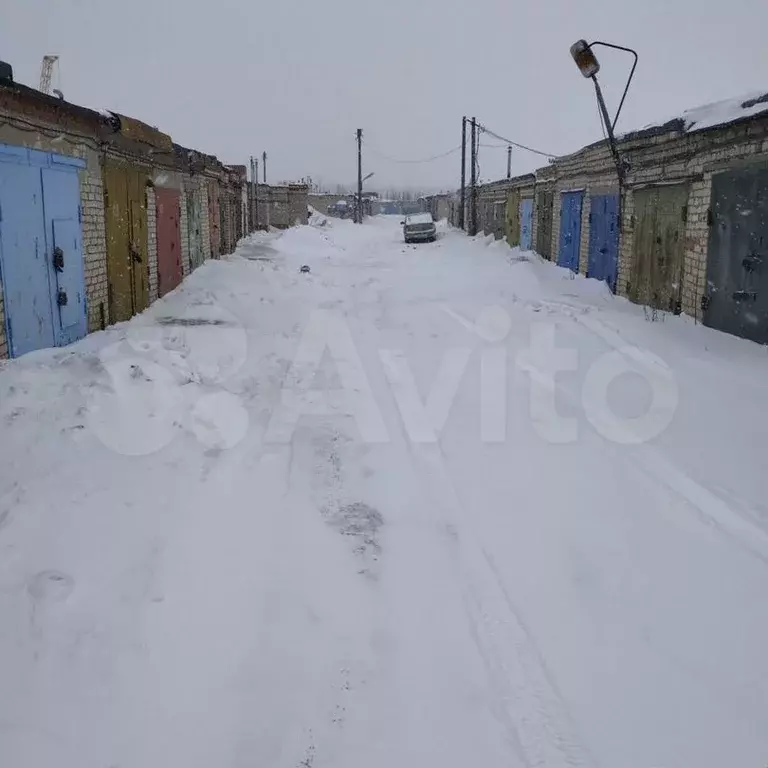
[156,188,182,297]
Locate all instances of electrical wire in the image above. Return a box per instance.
[477,124,557,159]
[363,141,462,164]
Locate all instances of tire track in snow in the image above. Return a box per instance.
[407,443,596,768]
[572,313,768,565]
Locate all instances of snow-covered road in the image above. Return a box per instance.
[2,215,768,768]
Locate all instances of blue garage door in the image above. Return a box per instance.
[587,193,619,292]
[558,191,584,272]
[0,145,86,357]
[519,198,534,250]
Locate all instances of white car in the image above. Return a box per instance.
[402,213,437,244]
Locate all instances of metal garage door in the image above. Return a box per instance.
[558,191,584,272]
[187,187,204,271]
[705,167,768,343]
[536,190,554,260]
[506,189,520,247]
[0,144,87,357]
[104,161,148,323]
[520,198,534,250]
[156,187,182,297]
[588,193,620,292]
[630,185,687,313]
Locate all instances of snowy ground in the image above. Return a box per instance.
[2,215,768,768]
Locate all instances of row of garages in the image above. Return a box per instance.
[439,93,768,346]
[0,74,309,360]
[0,77,249,359]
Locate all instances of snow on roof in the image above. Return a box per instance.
[405,213,434,224]
[636,90,768,136]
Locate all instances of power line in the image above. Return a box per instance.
[477,124,557,159]
[363,142,462,164]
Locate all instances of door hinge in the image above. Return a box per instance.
[78,205,82,224]
[706,208,714,226]
[681,205,688,223]
[701,293,710,312]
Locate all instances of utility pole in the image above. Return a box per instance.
[254,158,260,230]
[470,117,478,236]
[262,152,270,230]
[357,128,363,224]
[507,146,512,179]
[460,116,467,231]
[249,156,255,232]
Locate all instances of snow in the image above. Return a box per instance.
[636,90,768,134]
[2,217,768,768]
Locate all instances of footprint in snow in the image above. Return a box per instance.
[27,571,75,603]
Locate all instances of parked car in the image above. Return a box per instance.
[402,213,437,244]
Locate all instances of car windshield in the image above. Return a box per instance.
[2,7,767,768]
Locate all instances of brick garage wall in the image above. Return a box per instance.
[180,175,190,277]
[147,186,158,303]
[80,156,109,332]
[182,176,211,264]
[621,120,768,318]
[200,183,211,261]
[476,180,512,238]
[220,187,236,254]
[549,136,617,274]
[546,118,768,317]
[207,179,221,259]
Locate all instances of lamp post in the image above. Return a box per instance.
[570,39,638,239]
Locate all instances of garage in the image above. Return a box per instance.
[629,184,688,313]
[0,144,87,357]
[704,166,768,343]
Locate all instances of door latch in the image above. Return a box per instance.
[57,289,68,307]
[53,246,64,272]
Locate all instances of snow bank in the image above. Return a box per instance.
[634,90,768,135]
[2,216,768,768]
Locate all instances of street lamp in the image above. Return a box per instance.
[570,39,638,231]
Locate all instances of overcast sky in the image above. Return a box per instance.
[3,0,767,192]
